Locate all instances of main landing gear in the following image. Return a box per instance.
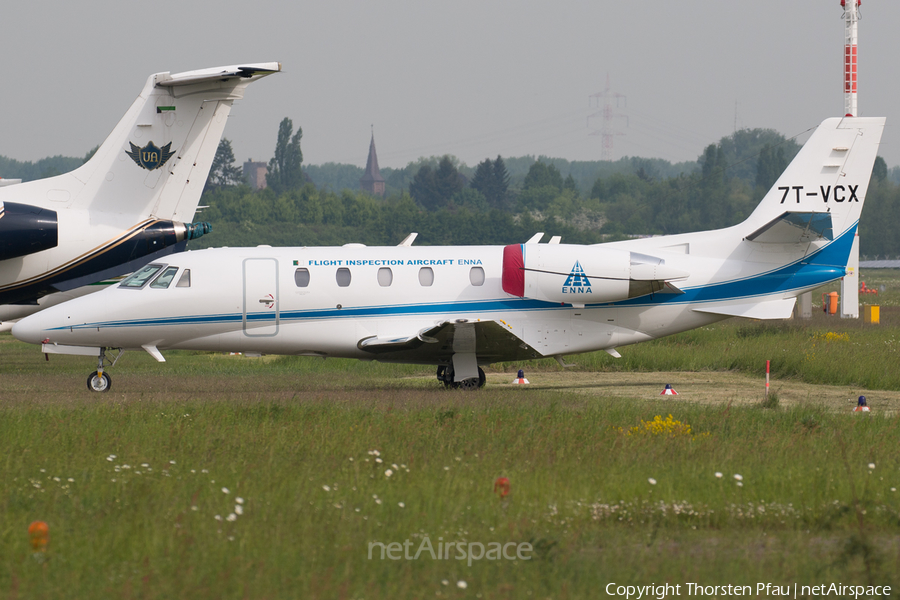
[86,348,122,393]
[436,365,486,390]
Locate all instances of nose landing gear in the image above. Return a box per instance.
[86,348,123,393]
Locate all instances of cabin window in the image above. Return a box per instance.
[176,269,191,288]
[119,264,164,289]
[294,268,310,287]
[336,268,352,287]
[377,267,393,287]
[150,266,179,289]
[469,266,485,286]
[418,267,434,287]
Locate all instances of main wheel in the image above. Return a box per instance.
[437,365,457,388]
[458,377,480,391]
[87,371,112,393]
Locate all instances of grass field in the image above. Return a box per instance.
[2,273,900,599]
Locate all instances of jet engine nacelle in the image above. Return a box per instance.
[501,243,688,304]
[0,202,58,260]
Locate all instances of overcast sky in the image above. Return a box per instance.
[4,1,900,170]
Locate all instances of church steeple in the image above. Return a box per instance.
[359,127,385,196]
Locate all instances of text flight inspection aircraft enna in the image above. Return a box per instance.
[0,62,280,329]
[13,116,884,392]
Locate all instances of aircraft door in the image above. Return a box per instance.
[243,258,280,337]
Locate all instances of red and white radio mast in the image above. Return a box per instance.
[840,0,862,320]
[842,0,860,116]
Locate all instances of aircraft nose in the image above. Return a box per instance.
[12,313,47,345]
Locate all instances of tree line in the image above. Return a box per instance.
[196,120,900,258]
[5,116,900,257]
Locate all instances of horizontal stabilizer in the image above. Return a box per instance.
[745,212,833,243]
[693,298,796,320]
[155,63,281,87]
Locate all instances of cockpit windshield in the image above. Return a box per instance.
[150,266,179,289]
[119,264,165,289]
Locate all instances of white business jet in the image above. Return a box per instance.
[13,116,884,392]
[0,62,280,328]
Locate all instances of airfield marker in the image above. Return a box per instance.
[28,521,49,553]
[853,395,870,412]
[512,369,529,384]
[494,477,510,500]
[660,384,678,396]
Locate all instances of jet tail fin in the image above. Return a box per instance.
[741,117,884,242]
[11,62,280,226]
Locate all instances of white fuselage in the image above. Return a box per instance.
[11,235,836,363]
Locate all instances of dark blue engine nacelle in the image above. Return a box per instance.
[0,202,58,260]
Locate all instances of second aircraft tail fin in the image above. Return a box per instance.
[17,63,280,226]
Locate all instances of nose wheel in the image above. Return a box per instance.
[87,370,112,392]
[85,348,122,393]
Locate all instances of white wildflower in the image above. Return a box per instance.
[648,478,657,485]
[457,581,468,589]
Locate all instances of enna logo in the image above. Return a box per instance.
[562,261,592,294]
[125,141,176,171]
